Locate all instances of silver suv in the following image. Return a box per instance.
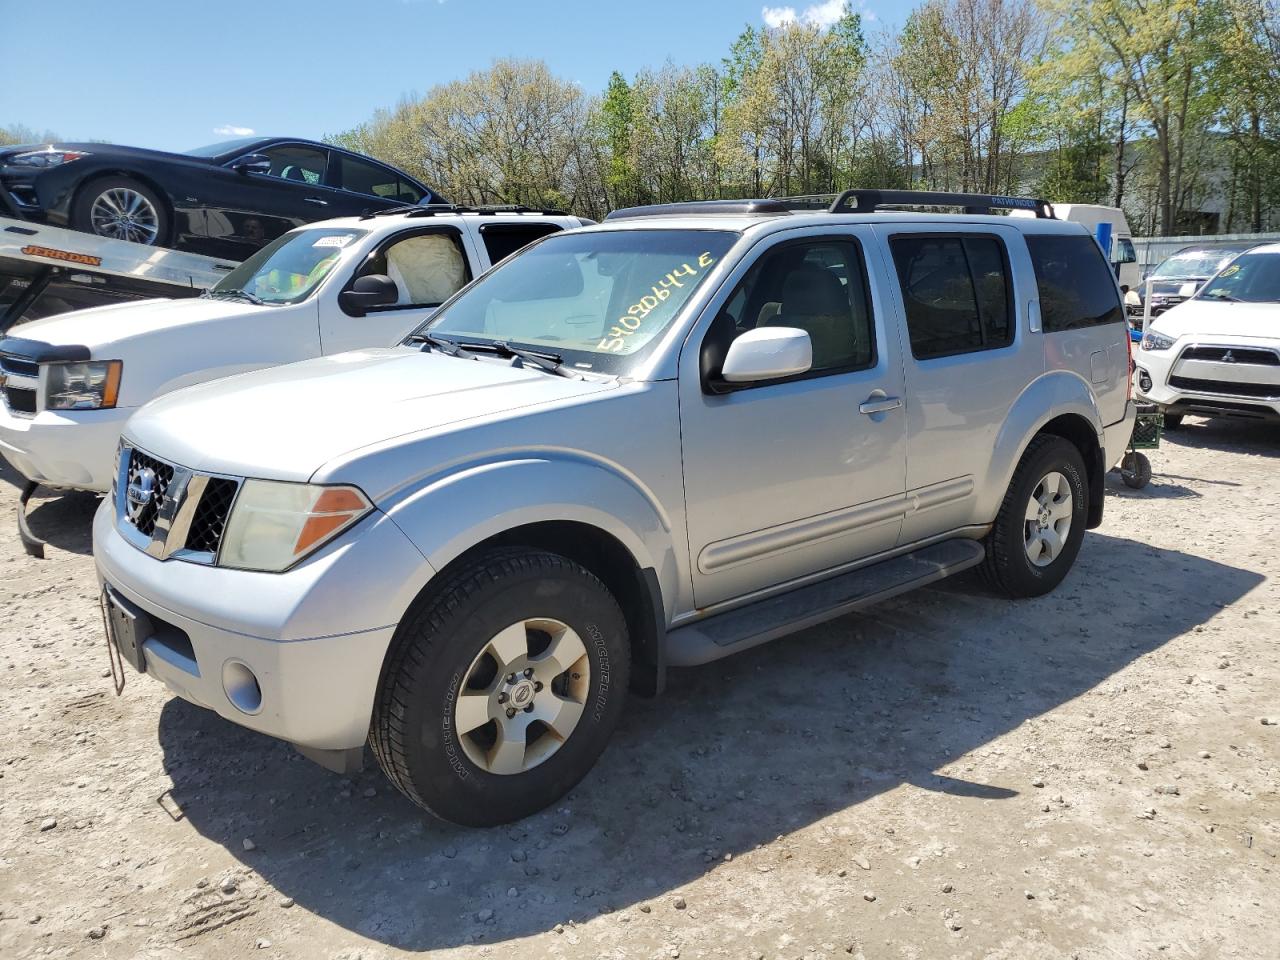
[93,190,1136,826]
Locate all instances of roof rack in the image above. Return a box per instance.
[605,199,793,220]
[361,203,568,221]
[604,190,1056,221]
[827,189,1055,218]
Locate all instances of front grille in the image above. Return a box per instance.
[3,385,35,413]
[0,354,39,378]
[1169,375,1280,400]
[1180,346,1279,366]
[125,449,175,537]
[185,477,239,554]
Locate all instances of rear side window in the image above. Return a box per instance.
[480,223,564,264]
[1027,234,1124,332]
[889,235,1012,360]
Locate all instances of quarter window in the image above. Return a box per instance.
[1026,235,1124,332]
[712,239,875,376]
[889,235,1012,360]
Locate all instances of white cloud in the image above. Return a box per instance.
[213,124,255,137]
[762,1,870,29]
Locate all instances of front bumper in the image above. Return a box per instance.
[92,498,435,752]
[1136,342,1280,422]
[0,404,128,491]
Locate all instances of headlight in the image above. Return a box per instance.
[6,149,89,168]
[1140,331,1175,352]
[219,480,372,572]
[43,360,122,410]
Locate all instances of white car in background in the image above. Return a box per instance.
[1135,242,1280,427]
[0,207,583,495]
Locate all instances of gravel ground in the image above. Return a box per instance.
[2,416,1278,960]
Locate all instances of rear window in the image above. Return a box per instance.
[1027,234,1124,332]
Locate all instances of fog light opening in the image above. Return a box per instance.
[1137,368,1153,393]
[222,660,263,715]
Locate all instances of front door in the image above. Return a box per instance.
[319,226,476,354]
[679,229,908,609]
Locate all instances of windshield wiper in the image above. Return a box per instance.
[204,288,265,305]
[406,332,475,358]
[459,341,578,378]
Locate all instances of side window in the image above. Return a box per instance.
[338,155,418,202]
[1114,236,1137,264]
[715,239,875,376]
[889,235,1012,360]
[480,223,564,264]
[1026,234,1125,332]
[259,145,328,185]
[356,231,471,309]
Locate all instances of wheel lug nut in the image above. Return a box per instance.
[507,673,517,684]
[534,682,543,692]
[506,707,516,718]
[523,704,533,713]
[524,668,533,678]
[497,692,508,704]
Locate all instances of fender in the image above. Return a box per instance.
[380,454,683,625]
[979,370,1104,522]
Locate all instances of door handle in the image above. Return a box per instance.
[859,396,902,415]
[304,197,329,206]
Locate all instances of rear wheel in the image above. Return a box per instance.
[71,176,168,246]
[983,436,1089,598]
[369,548,630,826]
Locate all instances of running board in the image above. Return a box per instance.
[665,538,986,666]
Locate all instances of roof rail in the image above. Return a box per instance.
[361,203,568,221]
[605,199,793,220]
[827,189,1055,218]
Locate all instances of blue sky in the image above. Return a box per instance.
[0,0,907,152]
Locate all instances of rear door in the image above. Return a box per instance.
[328,153,425,218]
[1025,232,1130,427]
[319,226,474,353]
[877,223,1042,543]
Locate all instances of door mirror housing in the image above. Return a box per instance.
[231,154,272,175]
[718,327,812,385]
[339,274,399,317]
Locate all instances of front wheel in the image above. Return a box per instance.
[983,436,1089,598]
[71,176,168,246]
[369,548,630,826]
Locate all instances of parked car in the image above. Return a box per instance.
[1135,242,1280,426]
[0,137,444,259]
[0,207,581,496]
[1128,242,1257,322]
[93,190,1135,826]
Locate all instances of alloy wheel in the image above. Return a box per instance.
[89,188,160,244]
[1023,470,1073,568]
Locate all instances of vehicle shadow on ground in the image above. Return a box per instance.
[0,459,98,556]
[154,532,1261,950]
[1162,416,1280,459]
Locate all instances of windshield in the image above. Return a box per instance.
[419,229,738,373]
[1153,250,1240,279]
[211,227,365,304]
[1197,251,1280,303]
[185,138,263,158]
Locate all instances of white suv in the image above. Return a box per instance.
[0,207,584,494]
[1135,242,1280,426]
[93,191,1135,826]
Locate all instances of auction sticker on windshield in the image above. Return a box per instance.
[597,251,717,353]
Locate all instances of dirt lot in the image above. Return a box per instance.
[2,418,1278,960]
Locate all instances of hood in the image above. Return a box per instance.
[124,348,615,483]
[14,297,263,354]
[1150,299,1280,341]
[0,142,210,164]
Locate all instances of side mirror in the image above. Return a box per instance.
[232,153,272,175]
[339,274,399,317]
[718,327,812,386]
